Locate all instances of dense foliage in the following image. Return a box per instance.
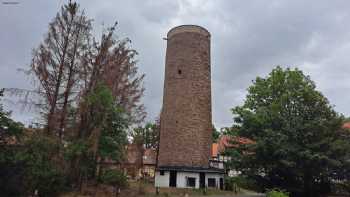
[18,134,67,197]
[0,134,68,197]
[90,84,129,163]
[230,67,350,196]
[0,89,25,196]
[0,89,67,197]
[132,121,160,149]
[0,89,23,144]
[224,176,260,192]
[99,169,128,189]
[212,125,221,142]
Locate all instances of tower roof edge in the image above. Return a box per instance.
[167,25,210,38]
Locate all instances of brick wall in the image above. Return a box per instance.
[158,25,212,168]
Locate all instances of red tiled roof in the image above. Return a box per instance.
[212,135,255,156]
[343,122,350,129]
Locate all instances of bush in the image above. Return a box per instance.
[0,133,68,197]
[0,147,26,197]
[19,134,67,197]
[334,181,350,195]
[266,189,289,197]
[224,176,236,191]
[225,176,261,192]
[64,139,96,183]
[99,169,128,189]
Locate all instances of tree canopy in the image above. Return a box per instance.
[131,120,160,149]
[231,66,350,197]
[212,125,221,142]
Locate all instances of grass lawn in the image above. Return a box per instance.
[121,180,263,197]
[61,180,264,197]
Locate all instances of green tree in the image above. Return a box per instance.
[0,89,25,196]
[0,89,23,145]
[231,67,350,197]
[66,84,129,186]
[343,117,350,123]
[0,90,66,197]
[221,126,239,136]
[212,125,221,142]
[99,169,127,197]
[132,121,159,149]
[18,134,67,197]
[98,107,128,162]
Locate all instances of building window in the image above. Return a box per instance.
[160,170,165,175]
[186,177,196,187]
[208,178,216,187]
[178,69,182,75]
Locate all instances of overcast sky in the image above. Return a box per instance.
[1,0,350,128]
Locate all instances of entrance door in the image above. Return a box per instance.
[219,178,224,190]
[199,172,205,188]
[169,171,177,187]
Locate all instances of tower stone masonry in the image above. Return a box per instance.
[158,25,212,168]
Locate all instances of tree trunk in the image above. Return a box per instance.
[47,15,74,135]
[58,14,84,142]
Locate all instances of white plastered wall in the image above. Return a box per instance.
[176,172,200,188]
[155,170,224,189]
[205,173,224,189]
[155,171,170,187]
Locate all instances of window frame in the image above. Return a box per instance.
[207,178,216,187]
[186,177,196,187]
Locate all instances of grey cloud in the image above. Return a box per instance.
[1,0,350,128]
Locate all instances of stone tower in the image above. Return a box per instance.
[158,25,212,168]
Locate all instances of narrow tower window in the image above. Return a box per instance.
[178,69,182,75]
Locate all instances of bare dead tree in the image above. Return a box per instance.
[100,31,146,124]
[10,1,146,189]
[30,1,92,140]
[77,22,146,138]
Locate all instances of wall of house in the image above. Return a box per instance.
[209,160,224,169]
[155,170,224,189]
[205,173,224,189]
[155,171,170,187]
[176,172,200,188]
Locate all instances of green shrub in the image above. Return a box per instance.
[225,176,261,192]
[334,181,350,195]
[224,176,235,191]
[266,189,289,197]
[17,134,67,197]
[99,169,128,189]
